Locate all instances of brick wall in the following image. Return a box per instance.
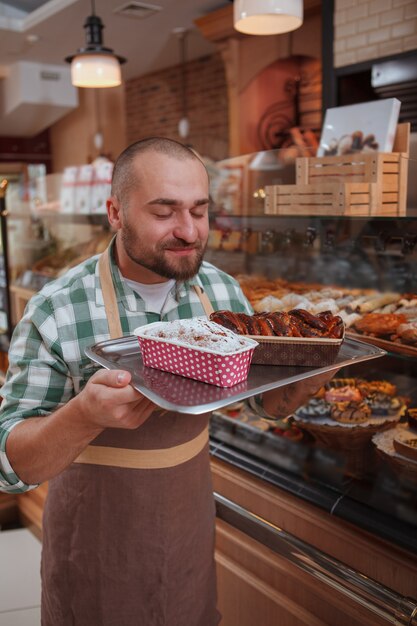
[125,53,229,161]
[334,0,417,67]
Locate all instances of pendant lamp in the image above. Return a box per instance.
[65,0,126,88]
[234,0,303,36]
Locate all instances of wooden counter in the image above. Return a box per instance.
[11,457,417,626]
[211,457,417,626]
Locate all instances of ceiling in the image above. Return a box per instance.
[0,0,230,80]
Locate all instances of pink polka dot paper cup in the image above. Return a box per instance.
[134,319,258,388]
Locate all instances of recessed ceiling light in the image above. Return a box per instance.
[114,2,162,20]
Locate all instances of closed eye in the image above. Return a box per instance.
[191,208,208,218]
[153,212,174,219]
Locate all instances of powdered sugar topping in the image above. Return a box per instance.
[137,318,255,353]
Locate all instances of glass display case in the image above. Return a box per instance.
[0,164,111,327]
[205,142,417,555]
[1,143,417,558]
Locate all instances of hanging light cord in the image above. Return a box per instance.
[179,31,188,121]
[94,89,102,137]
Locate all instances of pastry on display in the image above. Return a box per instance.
[293,377,406,477]
[330,400,372,424]
[234,273,417,352]
[373,423,417,483]
[392,428,417,462]
[394,322,417,346]
[364,392,403,416]
[294,377,404,427]
[347,293,401,314]
[357,379,397,397]
[325,377,357,389]
[294,397,331,419]
[352,313,407,338]
[324,385,362,403]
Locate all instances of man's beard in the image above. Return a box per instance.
[121,228,206,281]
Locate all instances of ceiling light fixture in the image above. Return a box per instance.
[234,0,303,36]
[65,0,126,88]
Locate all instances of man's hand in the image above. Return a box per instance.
[76,369,156,430]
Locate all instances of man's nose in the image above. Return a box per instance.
[173,215,197,243]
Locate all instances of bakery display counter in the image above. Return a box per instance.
[211,459,417,626]
[209,378,417,551]
[205,144,417,624]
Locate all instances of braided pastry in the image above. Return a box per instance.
[210,309,344,339]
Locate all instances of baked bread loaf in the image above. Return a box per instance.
[141,319,252,353]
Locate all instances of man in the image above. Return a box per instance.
[0,137,253,626]
[0,138,333,625]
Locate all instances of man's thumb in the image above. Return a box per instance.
[93,369,131,387]
[115,370,131,386]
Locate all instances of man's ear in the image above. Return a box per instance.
[107,197,122,230]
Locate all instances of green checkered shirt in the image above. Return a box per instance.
[0,242,252,493]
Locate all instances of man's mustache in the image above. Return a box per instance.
[160,239,202,250]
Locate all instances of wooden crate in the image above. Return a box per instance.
[264,123,410,216]
[265,182,378,216]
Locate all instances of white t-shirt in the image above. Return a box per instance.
[125,278,175,313]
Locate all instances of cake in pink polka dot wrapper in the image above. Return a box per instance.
[134,319,258,388]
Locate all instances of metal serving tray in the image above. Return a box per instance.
[85,336,386,415]
[85,335,386,415]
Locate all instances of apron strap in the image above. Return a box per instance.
[193,284,215,317]
[98,248,123,340]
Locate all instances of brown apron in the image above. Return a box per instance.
[41,251,220,626]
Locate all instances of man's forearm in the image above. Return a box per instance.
[5,396,103,485]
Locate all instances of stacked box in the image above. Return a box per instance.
[265,123,409,217]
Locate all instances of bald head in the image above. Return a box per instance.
[111,137,207,208]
